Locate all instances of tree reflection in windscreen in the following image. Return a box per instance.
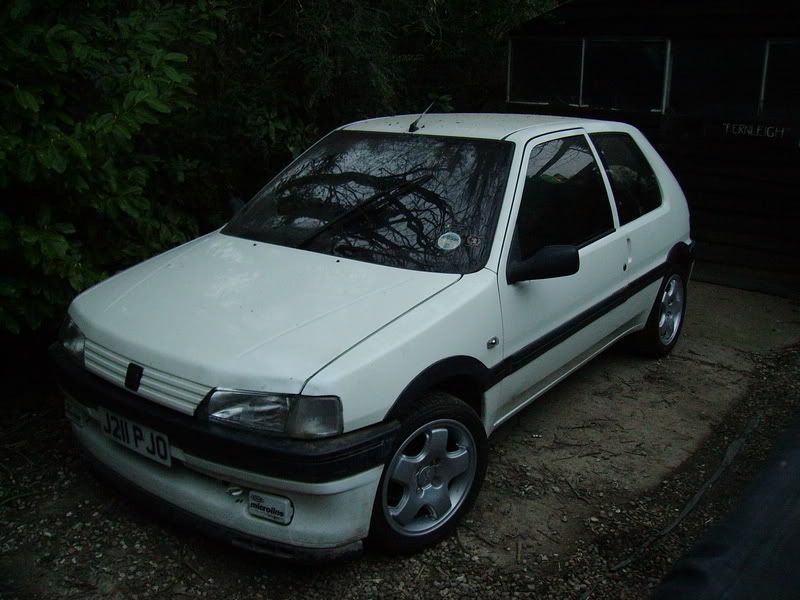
[223,131,513,274]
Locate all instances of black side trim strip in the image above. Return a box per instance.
[50,344,399,483]
[487,261,669,386]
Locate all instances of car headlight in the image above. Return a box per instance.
[59,316,85,364]
[198,389,343,439]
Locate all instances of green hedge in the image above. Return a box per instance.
[0,0,228,333]
[0,0,547,336]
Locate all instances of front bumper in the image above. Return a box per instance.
[50,344,398,558]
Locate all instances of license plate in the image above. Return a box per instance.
[99,408,172,467]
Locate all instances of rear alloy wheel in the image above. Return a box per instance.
[657,274,685,346]
[370,392,487,553]
[630,269,687,357]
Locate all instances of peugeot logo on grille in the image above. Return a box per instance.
[125,363,144,391]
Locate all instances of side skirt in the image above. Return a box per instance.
[489,316,643,433]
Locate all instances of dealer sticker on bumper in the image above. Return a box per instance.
[248,491,294,525]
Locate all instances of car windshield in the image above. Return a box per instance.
[222,130,514,273]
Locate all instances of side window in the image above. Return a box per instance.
[590,132,662,226]
[514,135,614,261]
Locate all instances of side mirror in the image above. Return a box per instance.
[507,245,579,284]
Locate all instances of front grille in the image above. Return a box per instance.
[84,340,210,415]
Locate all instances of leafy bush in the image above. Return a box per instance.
[0,0,548,338]
[0,0,224,333]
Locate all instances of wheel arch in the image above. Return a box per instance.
[667,241,695,278]
[385,356,491,424]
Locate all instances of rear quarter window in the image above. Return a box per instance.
[590,132,662,225]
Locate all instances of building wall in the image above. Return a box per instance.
[506,2,800,280]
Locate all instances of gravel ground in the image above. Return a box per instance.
[1,343,799,599]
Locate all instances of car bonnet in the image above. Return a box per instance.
[70,232,460,401]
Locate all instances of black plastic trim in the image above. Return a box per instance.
[668,240,696,268]
[488,260,670,386]
[80,446,363,562]
[386,356,493,420]
[386,258,675,420]
[386,259,673,422]
[50,344,399,483]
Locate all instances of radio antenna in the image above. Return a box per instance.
[408,102,435,133]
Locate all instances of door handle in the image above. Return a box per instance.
[624,237,632,272]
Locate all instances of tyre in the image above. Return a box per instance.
[369,391,487,554]
[629,268,687,357]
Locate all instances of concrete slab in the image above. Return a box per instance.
[460,281,800,565]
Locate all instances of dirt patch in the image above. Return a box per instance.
[1,282,799,599]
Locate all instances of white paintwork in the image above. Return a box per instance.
[302,268,504,432]
[70,232,458,402]
[70,403,380,548]
[342,113,597,141]
[84,339,210,415]
[66,113,691,551]
[492,130,630,424]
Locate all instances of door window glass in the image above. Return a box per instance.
[590,133,662,225]
[514,135,614,261]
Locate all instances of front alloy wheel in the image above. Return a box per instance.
[382,419,477,536]
[370,392,487,553]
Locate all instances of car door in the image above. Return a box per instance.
[588,130,674,318]
[490,130,635,428]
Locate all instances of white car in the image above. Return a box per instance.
[53,113,692,559]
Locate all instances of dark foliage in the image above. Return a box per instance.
[0,0,548,336]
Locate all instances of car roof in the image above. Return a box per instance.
[340,113,628,142]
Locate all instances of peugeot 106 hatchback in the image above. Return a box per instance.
[52,113,693,559]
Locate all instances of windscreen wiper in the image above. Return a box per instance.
[298,173,433,249]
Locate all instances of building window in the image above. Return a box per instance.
[509,38,583,105]
[763,41,800,121]
[582,40,667,112]
[670,40,764,120]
